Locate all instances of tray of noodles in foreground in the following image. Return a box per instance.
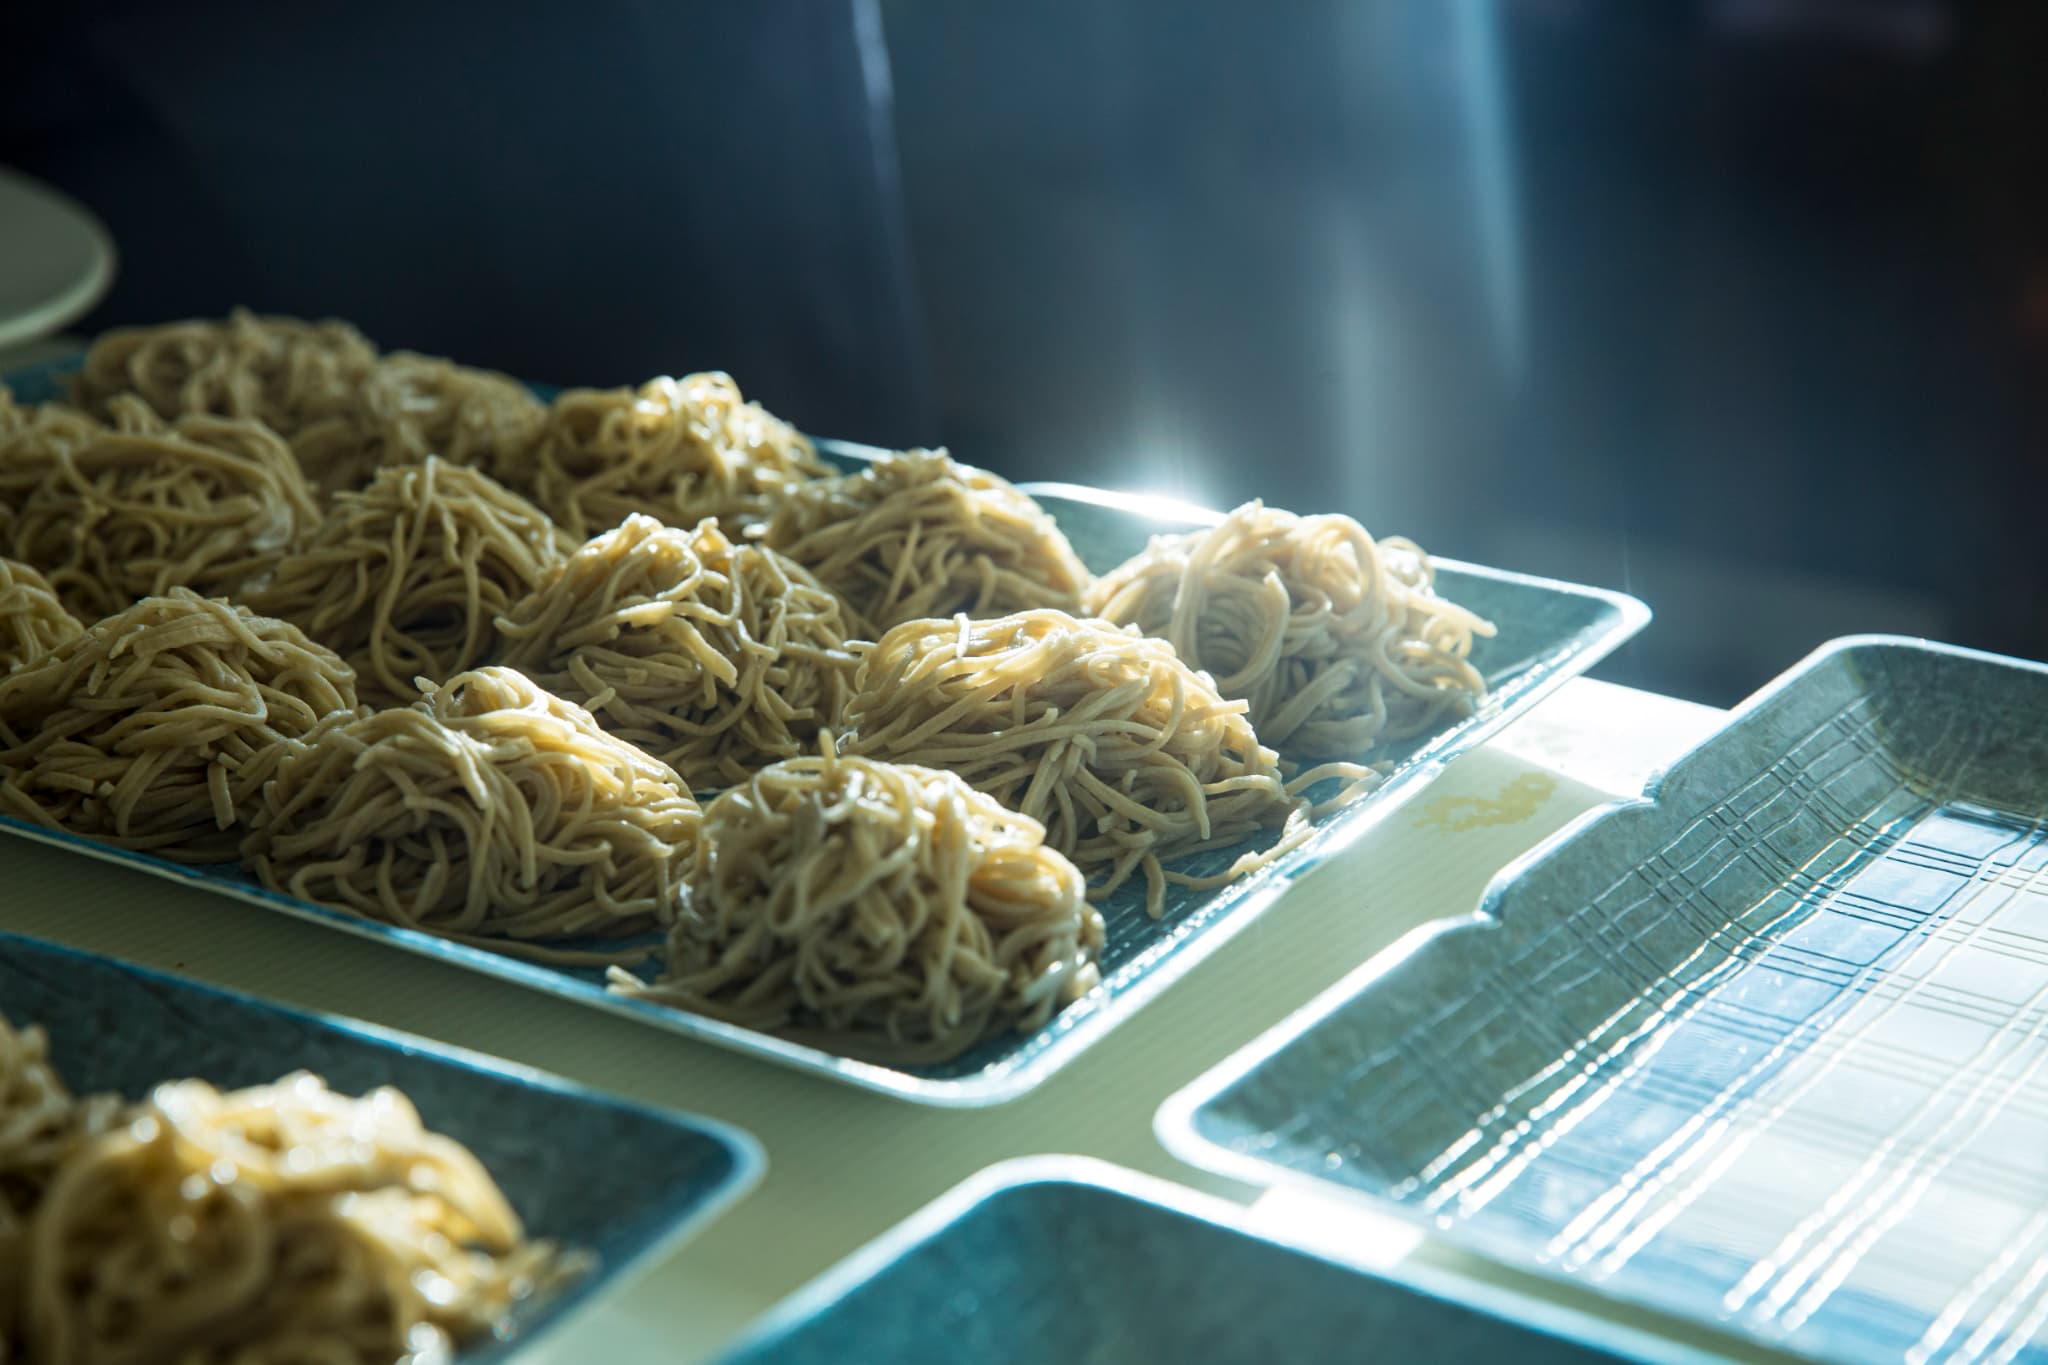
[0,929,762,1363]
[0,357,1645,1105]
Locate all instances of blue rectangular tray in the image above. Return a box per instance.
[0,357,1647,1105]
[713,1156,1715,1364]
[1161,636,2048,1365]
[0,929,762,1363]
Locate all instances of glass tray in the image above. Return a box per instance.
[1162,636,2048,1364]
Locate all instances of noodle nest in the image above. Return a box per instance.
[69,308,377,437]
[0,559,82,676]
[244,665,699,951]
[528,373,828,539]
[612,745,1102,1061]
[0,590,358,863]
[497,513,860,789]
[845,609,1357,917]
[763,448,1091,633]
[288,351,547,494]
[248,456,570,707]
[25,1069,563,1365]
[1085,501,1495,760]
[5,409,320,623]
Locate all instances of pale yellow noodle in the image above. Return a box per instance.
[0,1016,120,1359]
[244,666,698,951]
[528,373,828,539]
[611,742,1102,1061]
[764,448,1091,633]
[247,456,569,707]
[0,559,82,675]
[25,1070,568,1365]
[0,591,358,863]
[497,514,861,789]
[845,609,1367,918]
[1085,501,1495,760]
[69,311,549,497]
[287,351,547,495]
[5,410,320,623]
[69,310,378,436]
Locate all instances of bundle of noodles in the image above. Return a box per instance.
[611,744,1102,1061]
[0,1016,119,1355]
[845,610,1375,917]
[0,590,357,863]
[527,372,829,539]
[245,666,698,955]
[6,409,321,621]
[497,514,861,789]
[1084,502,1495,761]
[247,456,569,707]
[0,559,81,675]
[762,448,1091,633]
[67,308,378,438]
[287,351,547,494]
[25,1071,566,1365]
[0,1017,117,1231]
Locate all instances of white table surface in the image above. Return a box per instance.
[0,675,1794,1362]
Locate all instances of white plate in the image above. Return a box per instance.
[0,167,116,349]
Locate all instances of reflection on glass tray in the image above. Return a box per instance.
[713,1156,1710,1365]
[1162,636,2048,1365]
[0,358,1646,1106]
[0,930,762,1363]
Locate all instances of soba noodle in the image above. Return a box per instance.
[69,309,377,437]
[0,559,82,676]
[26,1070,564,1365]
[287,351,547,494]
[610,742,1102,1061]
[0,590,358,863]
[497,514,861,789]
[7,412,320,622]
[1084,501,1495,759]
[247,456,569,707]
[845,610,1375,917]
[0,1016,119,1357]
[0,1017,117,1222]
[528,373,828,539]
[244,666,698,953]
[762,448,1091,633]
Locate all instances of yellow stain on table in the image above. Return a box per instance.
[1410,771,1559,834]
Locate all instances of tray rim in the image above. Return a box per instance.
[711,1153,1724,1365]
[1154,633,2028,1356]
[0,357,1651,1107]
[0,926,768,1364]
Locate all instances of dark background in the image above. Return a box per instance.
[7,0,2044,704]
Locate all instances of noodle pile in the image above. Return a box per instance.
[612,743,1102,1061]
[0,559,81,676]
[846,610,1371,917]
[0,590,358,863]
[1085,501,1495,760]
[69,309,377,438]
[18,1060,563,1365]
[528,373,829,539]
[763,448,1091,632]
[248,456,569,707]
[498,514,861,789]
[289,351,548,494]
[68,311,548,495]
[245,666,699,952]
[6,410,320,622]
